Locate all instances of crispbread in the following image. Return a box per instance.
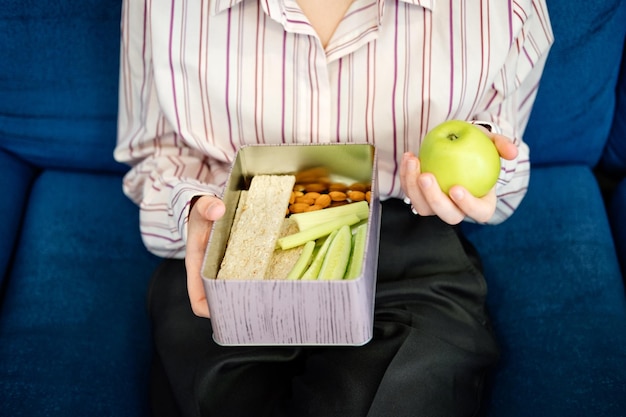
[217,175,296,280]
[266,218,304,279]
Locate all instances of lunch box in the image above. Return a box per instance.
[201,143,381,346]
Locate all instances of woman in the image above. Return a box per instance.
[116,1,553,415]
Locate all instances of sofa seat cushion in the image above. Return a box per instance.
[0,149,36,283]
[609,178,626,277]
[462,165,626,416]
[0,170,160,416]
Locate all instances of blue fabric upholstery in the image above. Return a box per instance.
[601,43,626,176]
[603,45,626,277]
[610,179,626,278]
[524,0,626,166]
[0,171,160,416]
[463,166,622,281]
[0,0,126,173]
[462,166,626,416]
[0,149,36,284]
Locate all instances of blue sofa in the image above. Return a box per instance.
[1,0,625,416]
[603,40,626,279]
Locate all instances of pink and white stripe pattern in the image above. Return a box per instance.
[116,0,553,258]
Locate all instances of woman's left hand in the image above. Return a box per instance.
[400,131,518,225]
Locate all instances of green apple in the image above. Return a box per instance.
[419,120,501,198]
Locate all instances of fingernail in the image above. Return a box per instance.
[206,201,220,216]
[419,175,432,188]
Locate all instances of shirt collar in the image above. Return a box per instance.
[209,0,434,16]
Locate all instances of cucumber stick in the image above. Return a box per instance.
[291,201,369,231]
[300,229,338,280]
[277,214,360,250]
[286,240,316,280]
[345,223,367,279]
[318,225,352,280]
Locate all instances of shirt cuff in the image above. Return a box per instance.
[470,120,502,135]
[172,182,223,248]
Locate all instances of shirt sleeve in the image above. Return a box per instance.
[472,0,554,224]
[115,0,230,258]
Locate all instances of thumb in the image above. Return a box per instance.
[492,134,518,161]
[193,195,226,222]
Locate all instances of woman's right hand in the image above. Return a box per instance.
[185,195,226,318]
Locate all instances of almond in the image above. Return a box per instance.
[289,203,311,214]
[295,196,316,205]
[328,182,348,192]
[303,192,321,200]
[315,194,332,208]
[347,190,365,202]
[329,191,348,201]
[304,183,327,193]
[349,182,367,192]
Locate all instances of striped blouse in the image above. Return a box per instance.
[115,0,553,258]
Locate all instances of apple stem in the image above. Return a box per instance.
[447,133,459,141]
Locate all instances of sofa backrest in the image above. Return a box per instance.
[524,0,626,167]
[0,0,126,173]
[601,43,626,176]
[1,0,625,172]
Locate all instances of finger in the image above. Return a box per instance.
[448,185,497,223]
[400,153,435,216]
[492,134,518,160]
[399,152,419,195]
[185,196,226,318]
[185,221,211,318]
[194,195,227,222]
[186,257,211,318]
[472,124,518,161]
[399,151,412,179]
[418,173,465,224]
[185,218,211,318]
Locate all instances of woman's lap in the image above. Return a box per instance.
[148,199,499,417]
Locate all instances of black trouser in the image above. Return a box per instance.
[148,198,499,417]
